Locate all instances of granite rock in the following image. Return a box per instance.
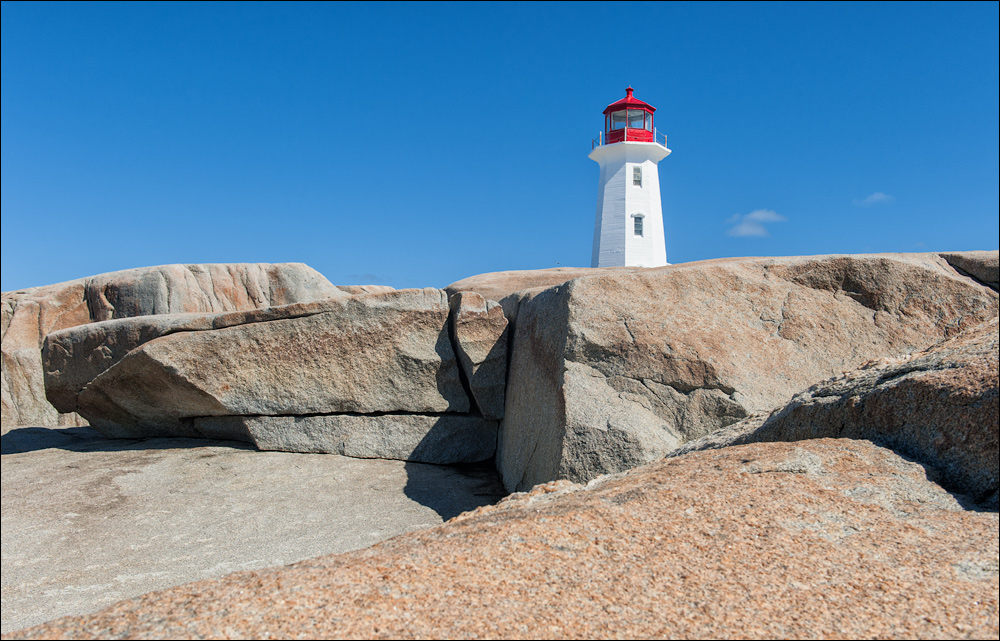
[731,317,998,502]
[449,292,509,419]
[336,285,396,295]
[65,289,468,438]
[193,413,498,464]
[2,281,91,427]
[3,263,342,427]
[11,439,996,640]
[939,250,999,290]
[500,253,998,491]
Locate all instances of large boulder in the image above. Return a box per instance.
[44,289,505,465]
[500,253,998,491]
[679,317,998,504]
[55,289,466,436]
[3,263,343,428]
[11,439,997,640]
[82,263,346,321]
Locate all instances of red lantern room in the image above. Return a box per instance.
[602,86,655,144]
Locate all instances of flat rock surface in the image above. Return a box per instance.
[0,425,505,634]
[9,439,997,639]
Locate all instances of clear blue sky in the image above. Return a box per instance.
[3,2,998,292]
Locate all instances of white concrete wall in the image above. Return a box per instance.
[589,142,671,267]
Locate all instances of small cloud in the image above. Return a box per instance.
[853,192,895,206]
[726,209,787,237]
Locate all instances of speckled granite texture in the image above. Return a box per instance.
[8,439,997,640]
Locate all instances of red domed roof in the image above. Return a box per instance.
[602,87,656,115]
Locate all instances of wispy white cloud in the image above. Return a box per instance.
[853,192,895,206]
[726,209,787,237]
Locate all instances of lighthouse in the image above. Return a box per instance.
[589,87,671,267]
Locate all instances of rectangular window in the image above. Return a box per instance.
[610,110,626,130]
[634,216,644,236]
[633,166,642,186]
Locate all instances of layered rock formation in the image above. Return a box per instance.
[44,289,508,465]
[35,252,998,486]
[5,249,999,639]
[676,316,999,505]
[495,253,997,491]
[2,263,342,428]
[11,439,997,640]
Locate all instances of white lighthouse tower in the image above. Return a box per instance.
[590,87,671,267]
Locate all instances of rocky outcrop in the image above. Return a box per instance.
[336,285,396,295]
[82,263,346,321]
[59,290,466,433]
[940,250,999,290]
[2,280,92,427]
[194,414,497,465]
[449,292,508,419]
[11,439,997,640]
[678,317,998,504]
[44,288,508,465]
[2,263,344,428]
[498,253,998,491]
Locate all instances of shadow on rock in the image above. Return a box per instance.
[402,459,507,521]
[0,425,255,456]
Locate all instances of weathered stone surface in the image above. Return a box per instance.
[12,439,997,640]
[501,253,998,491]
[1,424,505,634]
[3,263,343,427]
[44,314,219,415]
[67,289,468,437]
[2,281,91,427]
[83,263,346,321]
[336,285,396,295]
[446,267,619,304]
[940,249,999,290]
[447,266,640,324]
[723,317,997,502]
[193,414,498,464]
[45,300,349,416]
[449,292,508,419]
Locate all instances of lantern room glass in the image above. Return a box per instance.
[610,110,627,131]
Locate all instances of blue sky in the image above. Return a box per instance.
[3,2,998,292]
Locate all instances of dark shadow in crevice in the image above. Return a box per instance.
[870,439,999,514]
[1,425,254,456]
[402,458,507,521]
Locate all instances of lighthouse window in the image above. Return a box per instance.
[627,110,645,129]
[610,110,626,131]
[633,166,642,186]
[633,214,644,237]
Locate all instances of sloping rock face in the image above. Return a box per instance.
[2,263,343,428]
[499,253,998,491]
[83,263,346,321]
[11,439,997,640]
[44,289,506,465]
[679,317,998,504]
[940,250,999,290]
